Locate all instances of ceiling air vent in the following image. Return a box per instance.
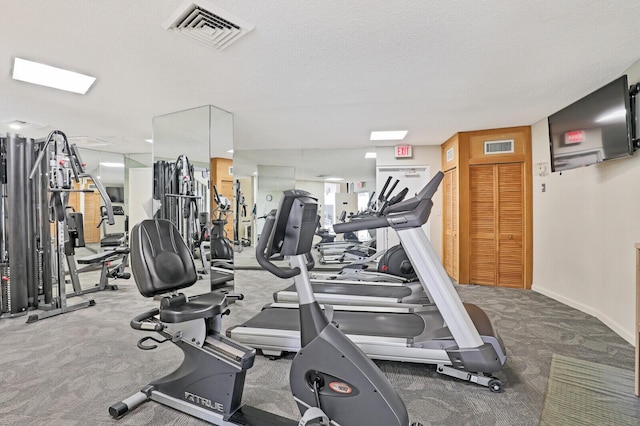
[163,1,254,50]
[446,148,454,162]
[484,139,514,155]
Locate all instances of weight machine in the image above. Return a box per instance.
[0,131,115,322]
[153,155,208,256]
[65,207,130,297]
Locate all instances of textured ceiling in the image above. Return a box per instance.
[2,0,640,164]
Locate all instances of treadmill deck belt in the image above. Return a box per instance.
[238,306,426,339]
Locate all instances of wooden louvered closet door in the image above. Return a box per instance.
[470,163,524,288]
[443,168,458,280]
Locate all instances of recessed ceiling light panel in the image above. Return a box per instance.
[12,57,96,94]
[4,119,48,131]
[370,130,408,141]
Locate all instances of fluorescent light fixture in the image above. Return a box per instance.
[227,149,234,153]
[325,177,344,181]
[370,130,408,141]
[365,152,377,159]
[145,139,153,143]
[100,162,124,168]
[12,57,96,94]
[595,108,626,123]
[9,123,21,130]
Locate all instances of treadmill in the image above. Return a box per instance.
[273,280,430,306]
[309,244,416,284]
[227,172,507,391]
[315,177,402,264]
[276,235,427,306]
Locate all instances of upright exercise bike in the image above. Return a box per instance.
[109,190,419,425]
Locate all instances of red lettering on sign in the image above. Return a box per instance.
[395,145,412,158]
[329,382,353,394]
[565,131,585,144]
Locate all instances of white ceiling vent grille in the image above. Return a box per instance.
[484,139,514,155]
[163,1,254,50]
[446,148,454,162]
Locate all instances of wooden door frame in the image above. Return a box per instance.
[442,126,532,289]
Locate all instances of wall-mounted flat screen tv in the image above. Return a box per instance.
[105,186,124,203]
[548,75,633,172]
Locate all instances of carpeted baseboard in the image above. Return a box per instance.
[539,354,640,425]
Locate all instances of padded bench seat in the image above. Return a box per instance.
[159,292,227,323]
[77,247,130,264]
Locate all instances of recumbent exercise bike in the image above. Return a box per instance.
[109,189,421,425]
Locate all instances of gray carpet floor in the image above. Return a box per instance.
[0,261,637,425]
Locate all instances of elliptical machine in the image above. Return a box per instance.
[210,185,234,265]
[109,190,420,425]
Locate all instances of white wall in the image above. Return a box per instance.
[376,145,443,260]
[295,179,325,209]
[256,165,295,237]
[295,180,327,235]
[531,59,640,344]
[128,167,153,227]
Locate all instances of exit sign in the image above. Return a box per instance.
[565,130,585,144]
[395,145,412,158]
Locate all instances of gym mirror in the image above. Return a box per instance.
[152,105,234,291]
[231,148,377,269]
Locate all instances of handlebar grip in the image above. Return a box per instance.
[255,215,273,257]
[305,252,315,271]
[87,174,115,225]
[255,216,301,279]
[384,180,399,200]
[378,176,392,201]
[388,187,408,206]
[130,308,163,331]
[333,216,389,233]
[227,293,245,301]
[213,185,221,205]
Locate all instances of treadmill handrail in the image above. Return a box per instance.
[378,187,408,216]
[333,172,442,235]
[384,171,444,215]
[333,216,390,234]
[333,199,433,234]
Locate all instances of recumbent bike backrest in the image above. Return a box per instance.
[130,219,198,297]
